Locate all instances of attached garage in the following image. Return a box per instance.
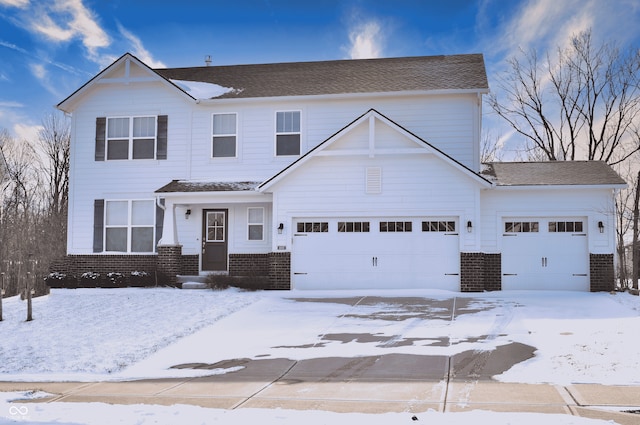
[501,217,589,291]
[292,217,460,290]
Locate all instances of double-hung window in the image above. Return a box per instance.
[212,113,237,157]
[105,200,155,252]
[275,111,300,156]
[247,207,264,241]
[107,116,157,160]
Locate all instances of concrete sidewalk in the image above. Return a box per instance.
[2,360,639,424]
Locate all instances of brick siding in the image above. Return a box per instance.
[460,252,502,292]
[590,253,614,292]
[49,254,158,287]
[181,255,199,276]
[268,252,291,289]
[229,252,291,290]
[157,245,182,286]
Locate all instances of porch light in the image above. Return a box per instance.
[598,221,604,233]
[467,221,473,233]
[278,223,284,234]
[185,209,191,220]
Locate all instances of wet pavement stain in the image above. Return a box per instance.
[171,342,536,382]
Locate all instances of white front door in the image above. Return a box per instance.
[292,217,460,290]
[501,217,589,291]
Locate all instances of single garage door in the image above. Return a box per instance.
[292,217,460,290]
[501,217,589,291]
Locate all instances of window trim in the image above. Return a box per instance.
[211,112,238,159]
[104,199,156,253]
[247,207,264,241]
[105,115,158,161]
[275,110,302,157]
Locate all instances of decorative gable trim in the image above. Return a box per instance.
[57,53,193,113]
[258,109,493,192]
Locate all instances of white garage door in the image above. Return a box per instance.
[292,217,460,290]
[501,217,589,291]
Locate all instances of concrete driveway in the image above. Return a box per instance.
[2,294,640,424]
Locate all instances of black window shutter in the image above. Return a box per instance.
[155,198,165,251]
[157,115,168,159]
[93,199,105,252]
[95,117,106,161]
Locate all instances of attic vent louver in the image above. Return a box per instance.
[366,167,382,194]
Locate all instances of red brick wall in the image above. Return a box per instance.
[460,252,502,292]
[590,254,614,292]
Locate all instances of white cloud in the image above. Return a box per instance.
[0,101,23,108]
[29,62,46,80]
[0,0,29,7]
[347,19,384,59]
[13,122,42,142]
[117,23,166,68]
[17,0,110,60]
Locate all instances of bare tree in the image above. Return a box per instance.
[489,29,640,164]
[38,112,70,217]
[480,129,505,163]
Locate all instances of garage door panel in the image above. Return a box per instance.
[293,218,459,290]
[502,218,589,291]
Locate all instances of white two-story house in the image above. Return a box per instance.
[55,52,625,291]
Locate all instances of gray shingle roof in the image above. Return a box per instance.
[156,180,260,193]
[482,161,627,187]
[154,54,488,99]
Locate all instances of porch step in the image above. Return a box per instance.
[181,281,209,290]
[176,275,209,290]
[176,275,208,284]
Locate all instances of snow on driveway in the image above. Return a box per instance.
[1,288,639,425]
[0,287,639,385]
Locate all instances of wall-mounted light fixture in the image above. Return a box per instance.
[598,221,604,233]
[277,223,284,234]
[185,209,192,220]
[467,220,473,233]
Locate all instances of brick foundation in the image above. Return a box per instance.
[590,253,614,292]
[460,252,502,292]
[268,252,291,289]
[157,245,182,286]
[181,255,199,276]
[229,252,291,290]
[48,254,158,286]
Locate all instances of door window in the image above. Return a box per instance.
[206,211,226,242]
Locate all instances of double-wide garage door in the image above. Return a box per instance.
[292,217,460,290]
[501,217,589,291]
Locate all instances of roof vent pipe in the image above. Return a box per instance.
[204,55,212,66]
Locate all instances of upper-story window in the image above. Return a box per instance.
[276,111,300,156]
[106,116,157,160]
[95,115,167,161]
[212,113,237,158]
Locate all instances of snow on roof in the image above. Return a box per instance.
[170,79,238,100]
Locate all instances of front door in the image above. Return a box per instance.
[202,209,228,271]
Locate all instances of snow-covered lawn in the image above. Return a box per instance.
[0,287,261,381]
[1,287,639,424]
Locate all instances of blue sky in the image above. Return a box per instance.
[1,0,639,146]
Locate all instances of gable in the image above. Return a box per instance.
[259,109,492,192]
[57,53,192,113]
